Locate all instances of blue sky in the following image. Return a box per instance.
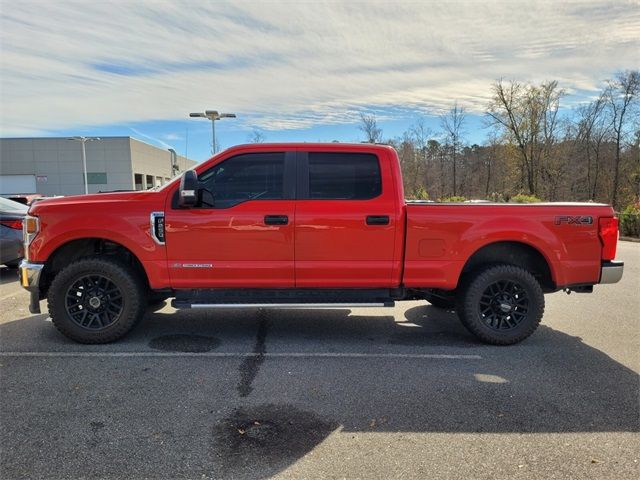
[45,111,491,163]
[1,1,639,163]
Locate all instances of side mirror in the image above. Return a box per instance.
[178,170,199,208]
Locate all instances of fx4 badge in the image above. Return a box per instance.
[554,215,593,226]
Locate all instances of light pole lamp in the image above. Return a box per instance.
[68,136,101,194]
[189,110,236,155]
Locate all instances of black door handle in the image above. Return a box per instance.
[366,215,390,225]
[264,215,289,225]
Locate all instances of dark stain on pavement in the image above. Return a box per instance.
[89,421,104,433]
[148,334,220,353]
[237,310,269,397]
[212,404,337,478]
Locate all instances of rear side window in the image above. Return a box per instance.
[198,152,285,209]
[307,152,381,200]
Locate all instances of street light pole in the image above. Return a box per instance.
[68,136,101,194]
[168,148,179,177]
[189,110,236,155]
[211,118,216,155]
[81,140,88,194]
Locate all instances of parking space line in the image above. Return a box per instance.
[0,351,482,359]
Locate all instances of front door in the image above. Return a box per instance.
[165,151,296,288]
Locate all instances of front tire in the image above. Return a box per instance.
[48,257,146,343]
[456,264,544,345]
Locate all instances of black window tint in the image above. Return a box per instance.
[198,153,285,208]
[308,153,381,200]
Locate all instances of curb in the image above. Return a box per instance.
[620,236,640,243]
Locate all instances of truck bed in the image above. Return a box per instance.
[403,202,615,290]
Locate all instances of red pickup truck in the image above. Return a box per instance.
[19,143,623,345]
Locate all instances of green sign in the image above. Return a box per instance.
[87,172,108,184]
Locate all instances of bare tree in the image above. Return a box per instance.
[409,118,433,194]
[606,70,639,207]
[574,94,608,200]
[359,113,383,143]
[247,129,266,143]
[487,80,564,195]
[484,133,501,197]
[440,102,466,196]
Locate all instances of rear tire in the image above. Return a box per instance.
[456,264,544,345]
[48,257,146,343]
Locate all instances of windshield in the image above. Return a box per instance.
[0,197,28,213]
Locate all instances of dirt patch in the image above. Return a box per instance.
[212,404,337,478]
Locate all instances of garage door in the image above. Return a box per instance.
[0,175,37,194]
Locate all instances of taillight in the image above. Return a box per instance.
[598,217,618,261]
[0,219,23,230]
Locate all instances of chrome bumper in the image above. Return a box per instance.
[600,261,624,284]
[19,260,44,313]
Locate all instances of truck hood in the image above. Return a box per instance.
[29,190,166,215]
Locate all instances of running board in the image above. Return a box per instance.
[171,288,399,310]
[176,302,394,309]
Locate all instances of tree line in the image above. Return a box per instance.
[358,70,639,210]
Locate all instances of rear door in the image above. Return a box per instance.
[165,150,296,288]
[294,149,399,287]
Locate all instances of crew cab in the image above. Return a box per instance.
[19,143,623,345]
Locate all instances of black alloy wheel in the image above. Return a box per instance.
[65,274,124,330]
[478,279,529,330]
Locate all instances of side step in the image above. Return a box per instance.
[180,303,393,309]
[171,288,397,309]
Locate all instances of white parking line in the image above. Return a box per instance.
[0,351,482,359]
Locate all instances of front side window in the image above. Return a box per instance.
[198,152,285,208]
[308,152,381,200]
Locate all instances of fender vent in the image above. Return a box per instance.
[150,212,165,245]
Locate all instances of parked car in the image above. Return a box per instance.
[0,196,27,268]
[5,194,45,206]
[19,143,623,345]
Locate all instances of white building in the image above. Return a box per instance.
[0,137,196,196]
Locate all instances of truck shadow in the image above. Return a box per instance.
[0,266,19,285]
[1,306,638,480]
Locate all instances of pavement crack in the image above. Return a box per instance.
[237,309,269,397]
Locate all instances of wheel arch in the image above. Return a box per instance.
[40,237,150,298]
[460,240,556,292]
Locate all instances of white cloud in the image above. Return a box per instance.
[129,128,172,149]
[1,0,638,135]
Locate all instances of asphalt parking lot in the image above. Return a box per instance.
[1,242,638,480]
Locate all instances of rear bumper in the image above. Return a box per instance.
[19,260,44,313]
[600,261,624,284]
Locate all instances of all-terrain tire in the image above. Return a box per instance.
[48,257,146,343]
[456,264,545,345]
